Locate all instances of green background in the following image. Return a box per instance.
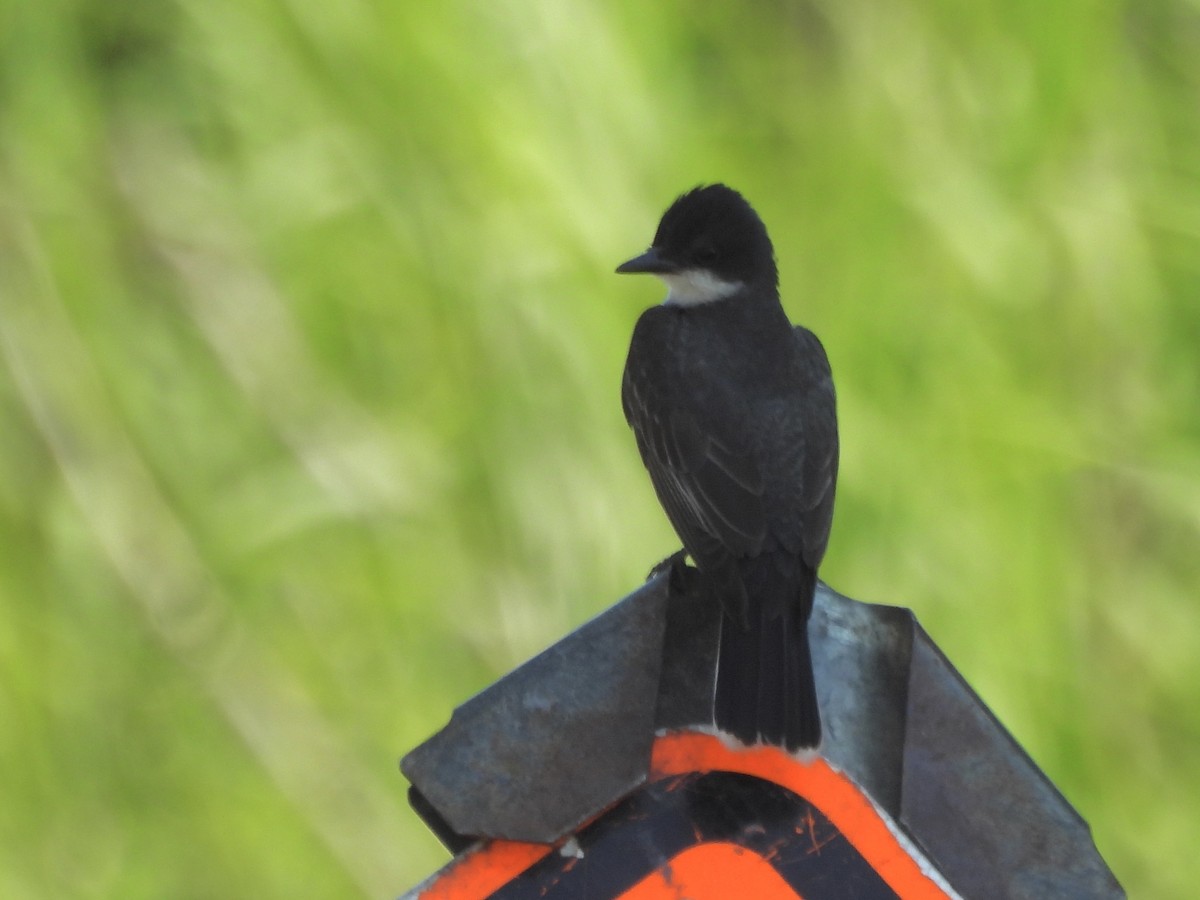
[2,1,1197,896]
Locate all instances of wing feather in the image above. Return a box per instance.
[625,374,767,562]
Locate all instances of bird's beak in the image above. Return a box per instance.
[615,247,677,275]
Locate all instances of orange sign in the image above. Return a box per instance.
[415,732,953,900]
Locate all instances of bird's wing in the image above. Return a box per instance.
[622,364,768,568]
[787,326,839,567]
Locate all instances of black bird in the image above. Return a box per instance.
[617,184,838,751]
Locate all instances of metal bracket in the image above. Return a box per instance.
[401,577,1123,898]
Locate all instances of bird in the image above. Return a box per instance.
[616,184,838,751]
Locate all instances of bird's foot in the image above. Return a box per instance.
[647,549,693,594]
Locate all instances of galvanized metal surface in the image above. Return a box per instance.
[901,629,1124,899]
[400,580,667,843]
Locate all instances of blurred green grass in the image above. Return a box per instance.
[1,0,1198,896]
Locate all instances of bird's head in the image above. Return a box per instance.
[616,184,777,307]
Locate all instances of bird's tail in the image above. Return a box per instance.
[713,567,820,752]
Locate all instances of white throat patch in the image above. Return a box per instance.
[659,269,742,307]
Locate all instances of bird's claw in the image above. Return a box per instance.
[647,549,692,593]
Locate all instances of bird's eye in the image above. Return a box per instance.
[693,246,718,266]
